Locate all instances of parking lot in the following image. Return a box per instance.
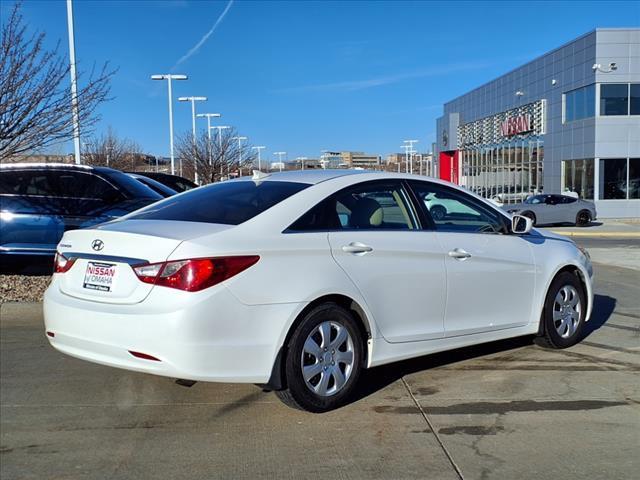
[1,235,639,480]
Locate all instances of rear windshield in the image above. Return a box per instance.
[128,180,309,225]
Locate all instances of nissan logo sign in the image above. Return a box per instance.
[91,239,104,251]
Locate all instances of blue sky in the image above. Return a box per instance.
[10,0,640,160]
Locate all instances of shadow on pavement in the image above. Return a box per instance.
[582,294,616,337]
[349,293,617,406]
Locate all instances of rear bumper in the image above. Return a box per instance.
[43,280,303,383]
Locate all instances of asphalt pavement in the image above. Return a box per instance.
[1,239,639,480]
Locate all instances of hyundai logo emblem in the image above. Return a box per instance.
[91,239,104,251]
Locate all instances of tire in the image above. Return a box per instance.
[521,211,537,226]
[275,302,364,412]
[576,210,591,227]
[430,205,447,221]
[536,272,586,349]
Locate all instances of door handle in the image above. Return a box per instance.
[342,242,373,255]
[448,248,472,260]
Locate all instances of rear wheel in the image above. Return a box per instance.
[536,272,586,349]
[275,303,363,412]
[521,211,537,226]
[576,210,591,227]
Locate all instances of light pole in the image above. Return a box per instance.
[196,113,221,168]
[400,145,410,173]
[231,136,248,176]
[404,139,418,174]
[252,146,265,171]
[151,74,188,175]
[296,156,308,170]
[66,0,81,164]
[274,151,286,172]
[210,126,230,180]
[178,96,207,182]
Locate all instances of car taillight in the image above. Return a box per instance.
[54,252,76,273]
[132,256,260,292]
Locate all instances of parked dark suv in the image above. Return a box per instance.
[0,163,162,259]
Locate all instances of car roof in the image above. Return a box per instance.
[0,162,94,170]
[231,169,373,185]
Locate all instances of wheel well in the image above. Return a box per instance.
[260,294,372,392]
[538,265,589,335]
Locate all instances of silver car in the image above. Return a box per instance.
[504,194,597,227]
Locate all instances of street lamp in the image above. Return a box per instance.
[274,151,287,172]
[252,146,266,171]
[210,126,230,180]
[404,139,418,174]
[231,136,247,176]
[296,156,308,170]
[151,74,188,175]
[178,96,207,181]
[197,113,221,166]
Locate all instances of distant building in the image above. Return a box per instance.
[320,151,345,169]
[340,151,381,168]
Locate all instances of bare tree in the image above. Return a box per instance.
[175,127,257,184]
[82,127,146,171]
[0,2,115,160]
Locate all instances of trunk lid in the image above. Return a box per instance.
[56,220,231,304]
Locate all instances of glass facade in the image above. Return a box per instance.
[600,84,629,115]
[631,84,640,115]
[599,158,628,199]
[564,84,595,122]
[630,159,640,199]
[562,159,595,199]
[461,139,544,203]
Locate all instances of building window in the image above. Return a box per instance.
[600,84,629,116]
[562,159,594,199]
[630,84,640,115]
[564,84,595,122]
[629,159,640,199]
[599,158,628,199]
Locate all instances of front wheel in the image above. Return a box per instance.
[430,205,447,221]
[536,272,586,349]
[275,303,363,412]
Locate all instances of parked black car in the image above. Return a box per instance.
[126,171,196,192]
[127,173,177,197]
[0,163,162,259]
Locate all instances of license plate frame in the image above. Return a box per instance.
[83,261,117,292]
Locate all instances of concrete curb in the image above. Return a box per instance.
[549,231,640,238]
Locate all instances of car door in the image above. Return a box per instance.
[324,180,446,343]
[409,180,536,337]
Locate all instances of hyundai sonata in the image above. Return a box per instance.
[44,170,593,412]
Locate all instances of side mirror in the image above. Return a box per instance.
[512,214,533,234]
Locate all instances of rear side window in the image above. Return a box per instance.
[288,180,417,231]
[129,180,309,225]
[0,169,120,201]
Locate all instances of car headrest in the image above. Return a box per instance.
[351,197,383,228]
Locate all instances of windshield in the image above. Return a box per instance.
[128,180,309,225]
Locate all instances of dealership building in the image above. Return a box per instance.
[435,28,639,218]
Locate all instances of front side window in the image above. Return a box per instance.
[131,180,309,225]
[288,181,417,231]
[409,181,506,234]
[600,84,629,116]
[599,158,628,199]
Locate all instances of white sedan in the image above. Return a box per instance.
[44,170,594,412]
